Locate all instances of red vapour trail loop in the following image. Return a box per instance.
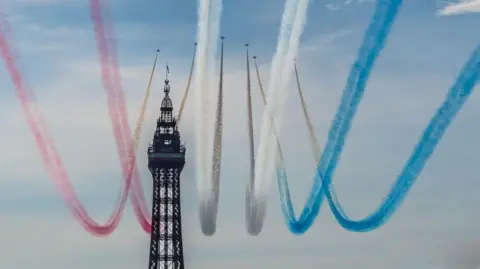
[101,1,152,231]
[0,10,133,236]
[90,0,151,232]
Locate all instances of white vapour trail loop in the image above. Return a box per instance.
[247,0,311,235]
[253,0,297,196]
[246,0,298,235]
[205,0,223,192]
[201,37,225,236]
[198,0,224,235]
[194,0,211,200]
[204,0,218,171]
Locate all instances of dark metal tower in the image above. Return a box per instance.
[147,72,186,269]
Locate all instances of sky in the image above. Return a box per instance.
[0,0,479,268]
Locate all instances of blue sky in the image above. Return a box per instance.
[0,0,479,268]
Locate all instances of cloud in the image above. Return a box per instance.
[437,0,480,15]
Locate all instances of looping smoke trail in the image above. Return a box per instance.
[247,0,310,235]
[194,0,212,201]
[246,0,298,236]
[91,0,152,233]
[194,0,225,235]
[272,0,479,235]
[0,1,136,236]
[246,54,289,234]
[200,37,225,236]
[250,56,321,226]
[89,0,156,233]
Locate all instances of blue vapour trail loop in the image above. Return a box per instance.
[277,0,403,233]
[276,0,479,234]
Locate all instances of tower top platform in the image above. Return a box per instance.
[147,67,186,168]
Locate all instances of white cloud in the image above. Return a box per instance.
[437,0,480,15]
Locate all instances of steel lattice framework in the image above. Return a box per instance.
[147,77,186,269]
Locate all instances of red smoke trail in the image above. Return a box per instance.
[0,5,136,236]
[89,0,151,232]
[99,0,152,232]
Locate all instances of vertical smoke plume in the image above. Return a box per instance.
[246,0,311,235]
[194,0,212,200]
[202,37,225,236]
[194,0,224,235]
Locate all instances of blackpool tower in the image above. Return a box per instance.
[147,73,186,269]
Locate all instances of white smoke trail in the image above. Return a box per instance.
[253,0,297,197]
[245,0,299,233]
[194,0,223,235]
[205,0,223,193]
[260,0,311,194]
[194,0,212,200]
[247,0,311,235]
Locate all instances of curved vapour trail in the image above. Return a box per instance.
[246,0,298,236]
[0,1,136,236]
[273,0,480,234]
[89,0,152,233]
[246,0,310,235]
[194,0,224,235]
[246,53,292,234]
[194,0,212,203]
[200,37,225,236]
[200,0,224,235]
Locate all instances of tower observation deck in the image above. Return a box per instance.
[147,74,186,269]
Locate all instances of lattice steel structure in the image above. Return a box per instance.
[147,76,186,269]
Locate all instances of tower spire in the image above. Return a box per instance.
[147,64,186,269]
[165,62,170,83]
[161,66,173,112]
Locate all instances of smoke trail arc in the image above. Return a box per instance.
[90,0,153,233]
[0,1,200,236]
[199,36,225,236]
[193,0,225,236]
[245,53,290,235]
[249,56,322,231]
[269,0,480,234]
[0,0,138,236]
[278,44,480,234]
[250,0,405,234]
[1,0,200,235]
[246,0,311,235]
[245,0,298,236]
[195,0,224,211]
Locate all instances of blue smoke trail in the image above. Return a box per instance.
[277,0,480,234]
